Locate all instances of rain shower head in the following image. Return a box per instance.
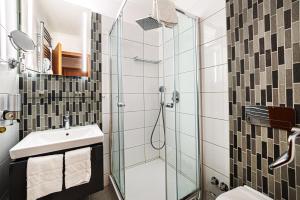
[136,16,162,31]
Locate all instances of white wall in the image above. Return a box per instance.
[0,0,19,199]
[198,5,230,199]
[52,32,90,53]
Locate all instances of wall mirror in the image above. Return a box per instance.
[19,0,92,77]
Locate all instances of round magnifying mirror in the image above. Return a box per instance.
[9,30,35,52]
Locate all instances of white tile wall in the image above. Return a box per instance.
[178,28,195,53]
[122,39,143,58]
[124,111,145,130]
[200,9,227,44]
[123,76,144,93]
[124,128,145,149]
[144,44,159,61]
[144,77,159,93]
[144,63,159,77]
[144,29,160,46]
[123,22,143,43]
[145,110,160,127]
[123,57,143,76]
[199,7,230,198]
[145,143,159,161]
[202,117,229,149]
[179,49,196,73]
[201,64,228,93]
[144,94,159,110]
[145,126,160,143]
[124,94,144,112]
[125,145,145,167]
[202,92,229,120]
[200,37,227,68]
[203,141,229,176]
[101,16,161,173]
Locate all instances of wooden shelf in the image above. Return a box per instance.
[62,51,83,58]
[52,43,91,77]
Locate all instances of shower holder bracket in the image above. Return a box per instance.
[172,90,179,103]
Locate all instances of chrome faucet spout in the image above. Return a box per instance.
[64,112,70,130]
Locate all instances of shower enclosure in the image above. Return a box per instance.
[109,2,200,200]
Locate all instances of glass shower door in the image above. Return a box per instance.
[175,12,200,199]
[165,11,200,200]
[110,15,126,198]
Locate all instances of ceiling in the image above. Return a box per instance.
[63,0,225,22]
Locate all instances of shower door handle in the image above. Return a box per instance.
[117,102,126,107]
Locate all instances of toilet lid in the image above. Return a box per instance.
[216,186,272,200]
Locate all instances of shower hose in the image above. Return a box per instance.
[150,91,166,150]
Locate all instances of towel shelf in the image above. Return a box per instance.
[9,143,104,200]
[133,56,161,64]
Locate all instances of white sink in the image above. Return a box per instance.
[9,124,104,159]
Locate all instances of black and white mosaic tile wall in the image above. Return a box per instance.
[227,0,300,199]
[19,13,102,139]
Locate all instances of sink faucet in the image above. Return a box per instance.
[64,112,70,130]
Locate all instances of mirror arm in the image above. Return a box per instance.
[8,34,20,52]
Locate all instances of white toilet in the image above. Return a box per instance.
[216,185,272,200]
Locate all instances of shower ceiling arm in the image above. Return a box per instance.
[109,0,128,35]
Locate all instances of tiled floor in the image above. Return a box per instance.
[86,185,119,200]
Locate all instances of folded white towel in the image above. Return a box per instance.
[64,147,91,189]
[27,154,63,200]
[153,0,178,28]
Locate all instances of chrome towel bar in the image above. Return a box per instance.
[133,56,161,64]
[269,127,300,169]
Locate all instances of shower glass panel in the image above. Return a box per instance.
[164,12,199,200]
[110,14,126,198]
[110,4,200,200]
[174,12,199,199]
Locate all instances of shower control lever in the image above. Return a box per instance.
[165,102,174,108]
[117,102,126,107]
[210,177,219,186]
[165,91,179,109]
[219,182,229,192]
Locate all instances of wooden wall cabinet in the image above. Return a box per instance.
[52,43,91,77]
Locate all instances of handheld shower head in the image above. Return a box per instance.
[159,86,165,93]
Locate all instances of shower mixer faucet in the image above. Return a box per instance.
[165,90,179,108]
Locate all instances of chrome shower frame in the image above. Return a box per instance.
[109,2,202,199]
